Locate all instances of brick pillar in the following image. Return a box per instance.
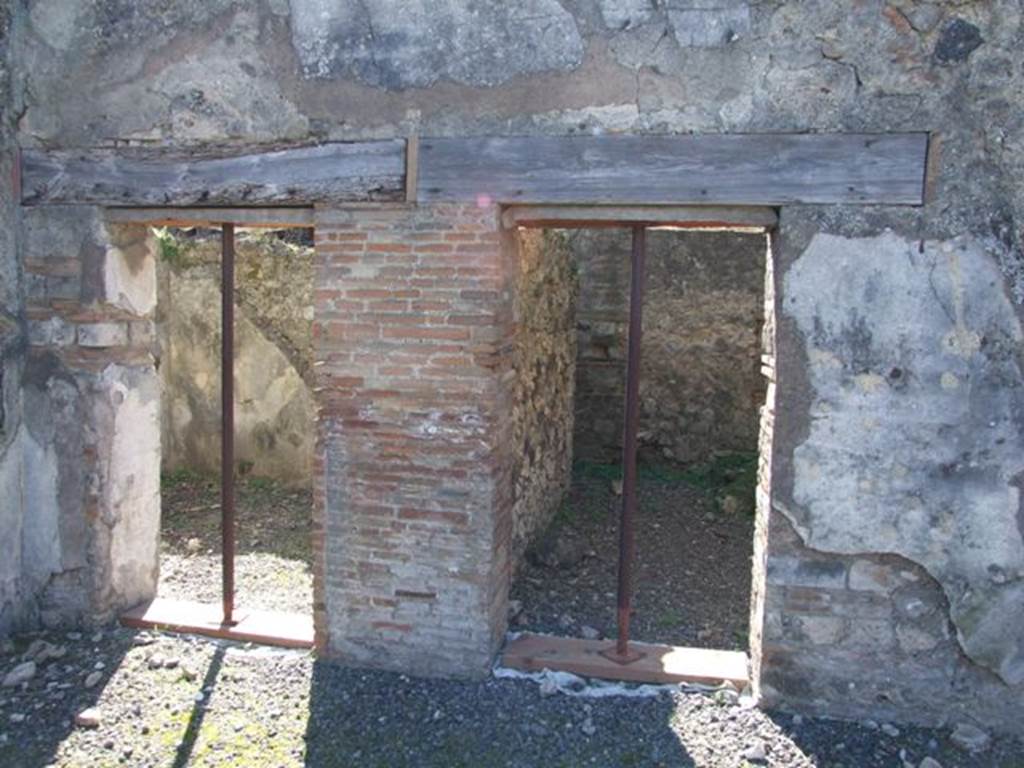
[312,203,515,677]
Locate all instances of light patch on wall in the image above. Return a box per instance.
[289,0,584,88]
[783,230,1024,685]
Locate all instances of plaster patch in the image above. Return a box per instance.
[783,231,1024,685]
[289,0,584,88]
[99,365,160,608]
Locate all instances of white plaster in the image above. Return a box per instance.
[784,231,1024,684]
[101,364,161,608]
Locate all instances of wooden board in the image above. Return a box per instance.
[104,206,314,229]
[501,633,748,688]
[121,597,314,649]
[502,204,777,230]
[418,133,929,206]
[22,141,405,206]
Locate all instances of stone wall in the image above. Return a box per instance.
[8,0,1024,734]
[157,231,315,485]
[312,204,515,677]
[510,229,577,564]
[754,216,1024,733]
[570,229,767,464]
[17,209,160,630]
[0,0,23,637]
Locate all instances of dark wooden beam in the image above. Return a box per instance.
[104,206,314,229]
[502,204,777,230]
[418,133,929,206]
[21,141,405,206]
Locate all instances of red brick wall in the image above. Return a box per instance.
[312,203,516,677]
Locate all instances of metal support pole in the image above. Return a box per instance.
[221,223,236,625]
[603,224,646,664]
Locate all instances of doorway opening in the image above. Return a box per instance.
[123,217,317,647]
[504,209,773,683]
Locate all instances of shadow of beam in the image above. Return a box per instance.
[171,645,226,768]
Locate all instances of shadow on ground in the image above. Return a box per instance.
[304,659,695,767]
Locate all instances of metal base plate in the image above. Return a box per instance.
[598,645,646,665]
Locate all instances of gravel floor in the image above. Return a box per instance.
[1,627,1022,767]
[159,474,313,615]
[512,463,755,649]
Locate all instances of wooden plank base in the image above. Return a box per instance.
[501,633,748,688]
[120,597,314,649]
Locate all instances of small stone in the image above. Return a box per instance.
[508,600,523,620]
[719,495,740,516]
[919,758,944,768]
[75,708,101,728]
[934,18,983,64]
[2,661,37,688]
[84,671,103,689]
[950,722,990,753]
[579,625,600,640]
[133,634,157,647]
[539,677,558,697]
[163,657,180,670]
[22,640,47,661]
[9,713,25,724]
[740,740,767,763]
[90,632,103,643]
[147,655,165,670]
[610,479,623,496]
[557,614,574,629]
[65,632,82,641]
[580,717,596,736]
[882,723,900,737]
[186,538,202,553]
[93,661,105,670]
[179,665,197,682]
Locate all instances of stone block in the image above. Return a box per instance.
[27,317,74,347]
[77,322,128,348]
[669,2,750,47]
[767,556,847,589]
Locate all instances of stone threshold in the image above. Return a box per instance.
[120,597,314,649]
[501,633,748,688]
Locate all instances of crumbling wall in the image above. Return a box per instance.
[571,229,766,464]
[9,0,1024,732]
[0,0,24,638]
[756,213,1024,732]
[157,232,315,484]
[17,208,160,629]
[509,229,577,565]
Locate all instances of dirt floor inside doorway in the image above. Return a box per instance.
[511,457,756,651]
[157,473,313,616]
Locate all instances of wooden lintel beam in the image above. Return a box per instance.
[502,204,777,230]
[419,133,929,206]
[104,206,314,229]
[21,140,405,207]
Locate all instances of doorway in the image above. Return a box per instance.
[120,214,317,647]
[504,208,774,682]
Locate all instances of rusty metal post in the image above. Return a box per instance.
[603,224,647,664]
[221,223,236,625]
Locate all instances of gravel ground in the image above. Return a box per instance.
[512,463,755,649]
[159,474,313,615]
[1,627,1022,767]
